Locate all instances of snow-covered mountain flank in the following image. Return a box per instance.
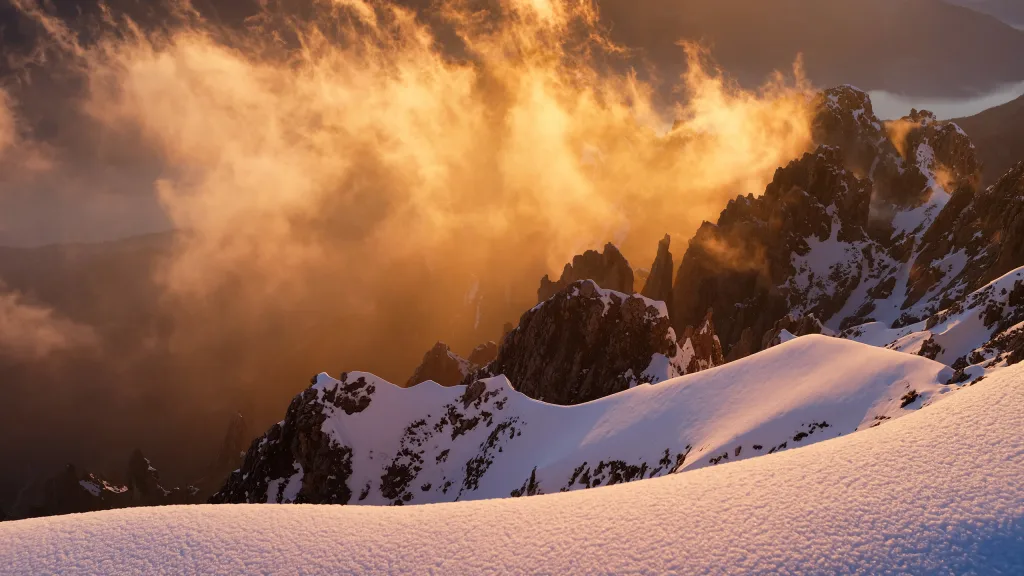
[4,359,1022,574]
[212,336,952,505]
[6,83,1024,545]
[204,84,1024,509]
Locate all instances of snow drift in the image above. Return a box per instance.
[2,356,1022,574]
[212,335,953,506]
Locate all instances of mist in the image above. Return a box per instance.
[0,0,814,492]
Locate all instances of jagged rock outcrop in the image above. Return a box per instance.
[191,412,251,496]
[7,451,200,520]
[475,280,691,405]
[216,413,249,476]
[671,146,873,354]
[406,342,472,387]
[406,341,499,387]
[681,309,725,373]
[212,374,373,505]
[724,327,756,362]
[667,86,1002,367]
[906,161,1024,310]
[467,341,498,366]
[641,234,674,309]
[10,465,127,520]
[813,85,898,178]
[865,267,1024,385]
[538,243,633,303]
[125,450,198,506]
[762,314,825,350]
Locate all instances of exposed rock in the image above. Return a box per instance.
[474,280,690,405]
[762,314,825,350]
[641,235,674,309]
[682,309,725,373]
[538,243,633,303]
[907,161,1024,309]
[724,327,756,363]
[7,451,200,521]
[666,86,1011,372]
[211,373,381,505]
[467,341,498,366]
[193,412,251,496]
[671,146,872,356]
[813,85,898,180]
[407,341,500,387]
[406,342,472,387]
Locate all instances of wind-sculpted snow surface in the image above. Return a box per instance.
[212,336,954,505]
[4,359,1023,574]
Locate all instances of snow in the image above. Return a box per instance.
[4,360,1022,574]
[567,280,668,317]
[78,480,101,498]
[248,336,954,506]
[775,329,797,344]
[855,266,1024,379]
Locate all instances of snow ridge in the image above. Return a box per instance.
[5,360,1022,575]
[213,336,954,507]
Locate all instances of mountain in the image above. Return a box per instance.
[207,81,1024,510]
[537,243,634,303]
[669,86,1023,369]
[945,0,1024,29]
[8,354,1023,573]
[6,450,202,521]
[212,335,951,505]
[469,280,700,405]
[405,342,490,388]
[954,94,1024,187]
[848,266,1024,384]
[599,0,1024,98]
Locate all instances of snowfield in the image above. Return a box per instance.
[218,335,956,506]
[3,345,1024,574]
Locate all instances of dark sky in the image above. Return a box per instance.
[2,0,1024,247]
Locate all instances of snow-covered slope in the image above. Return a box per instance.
[848,265,1024,383]
[4,359,1022,574]
[211,335,953,506]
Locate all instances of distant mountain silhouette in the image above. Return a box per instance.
[4,0,1024,99]
[954,94,1024,186]
[945,0,1024,29]
[598,0,1024,98]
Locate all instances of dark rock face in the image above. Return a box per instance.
[407,341,499,387]
[467,341,498,367]
[667,86,1006,365]
[190,412,252,496]
[211,373,379,505]
[812,87,978,213]
[813,85,897,179]
[681,309,725,373]
[475,280,686,405]
[406,342,471,387]
[762,314,825,350]
[538,243,634,303]
[935,274,1024,384]
[670,146,872,354]
[8,451,201,520]
[908,162,1024,309]
[724,327,756,362]
[14,466,126,519]
[641,234,674,309]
